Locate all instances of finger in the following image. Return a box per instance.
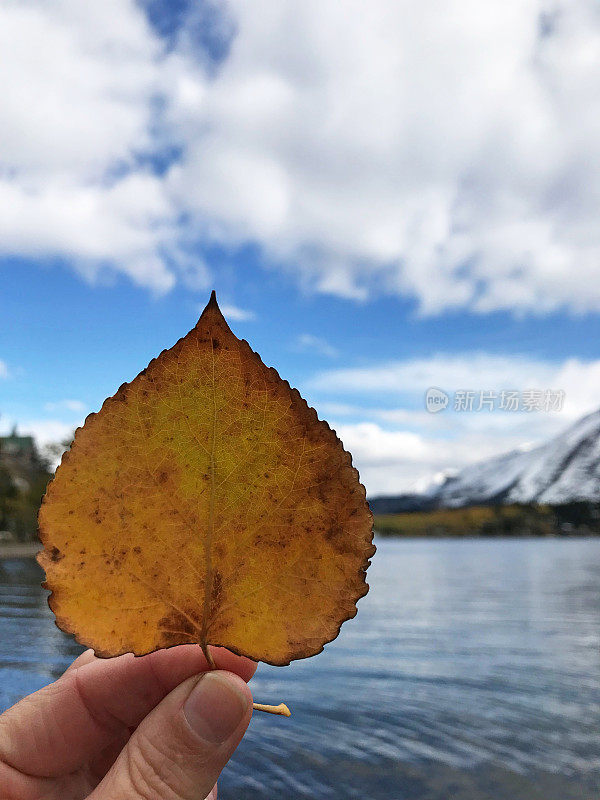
[0,645,256,778]
[87,727,131,782]
[63,648,97,675]
[91,672,251,800]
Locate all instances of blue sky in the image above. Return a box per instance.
[2,0,600,494]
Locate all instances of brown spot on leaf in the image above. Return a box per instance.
[157,608,199,647]
[209,570,223,615]
[214,542,225,560]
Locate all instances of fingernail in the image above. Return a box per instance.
[183,673,249,744]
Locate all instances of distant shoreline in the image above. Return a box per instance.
[374,503,600,537]
[0,542,40,560]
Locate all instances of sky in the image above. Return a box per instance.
[2,0,600,496]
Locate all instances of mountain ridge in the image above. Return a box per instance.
[369,408,600,514]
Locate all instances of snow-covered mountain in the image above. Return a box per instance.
[370,408,600,512]
[434,408,600,507]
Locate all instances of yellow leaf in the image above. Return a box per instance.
[38,293,375,665]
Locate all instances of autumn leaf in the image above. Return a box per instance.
[38,292,375,667]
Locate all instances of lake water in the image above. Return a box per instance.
[1,538,599,799]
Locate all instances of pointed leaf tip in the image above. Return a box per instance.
[198,290,222,323]
[205,290,219,311]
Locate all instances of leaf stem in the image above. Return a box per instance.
[202,642,217,669]
[252,702,291,717]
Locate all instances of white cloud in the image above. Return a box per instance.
[335,421,538,496]
[166,0,600,314]
[0,0,183,292]
[44,400,87,414]
[310,353,600,494]
[0,361,8,379]
[219,303,256,322]
[2,0,600,312]
[334,414,582,496]
[295,333,338,358]
[311,354,600,419]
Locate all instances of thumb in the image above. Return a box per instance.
[91,671,253,800]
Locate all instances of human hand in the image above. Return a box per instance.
[0,645,255,799]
